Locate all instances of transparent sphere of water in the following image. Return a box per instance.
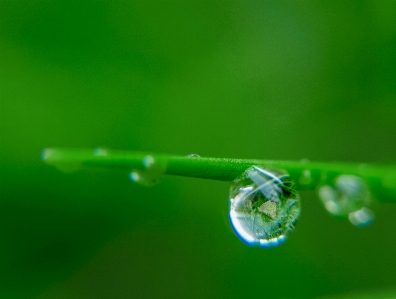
[318,174,374,226]
[229,166,301,247]
[129,155,167,186]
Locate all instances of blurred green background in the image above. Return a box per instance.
[1,1,396,298]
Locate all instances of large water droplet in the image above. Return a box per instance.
[318,175,374,226]
[129,155,167,186]
[229,166,301,247]
[186,154,200,158]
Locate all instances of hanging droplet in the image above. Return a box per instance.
[41,148,82,173]
[93,147,108,157]
[129,155,167,186]
[318,174,374,226]
[229,166,301,247]
[298,159,313,187]
[187,154,200,158]
[299,169,313,186]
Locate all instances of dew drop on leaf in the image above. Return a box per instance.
[318,174,374,226]
[229,166,301,247]
[186,154,201,158]
[93,147,108,156]
[129,155,167,186]
[41,148,82,173]
[299,169,313,186]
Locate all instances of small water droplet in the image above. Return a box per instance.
[41,148,81,173]
[93,148,108,156]
[318,174,374,226]
[229,166,301,247]
[41,148,55,160]
[129,155,167,186]
[143,155,155,167]
[299,169,313,186]
[187,154,200,158]
[359,163,368,170]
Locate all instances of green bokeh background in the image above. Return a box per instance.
[1,1,396,298]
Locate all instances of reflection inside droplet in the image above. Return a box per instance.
[229,166,301,247]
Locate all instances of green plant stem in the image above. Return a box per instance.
[42,148,396,203]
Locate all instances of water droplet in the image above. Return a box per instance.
[41,148,55,161]
[187,154,200,158]
[93,148,108,156]
[143,155,155,167]
[299,169,313,186]
[229,166,301,247]
[318,175,374,226]
[41,148,81,173]
[298,159,313,187]
[129,155,167,186]
[359,163,368,170]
